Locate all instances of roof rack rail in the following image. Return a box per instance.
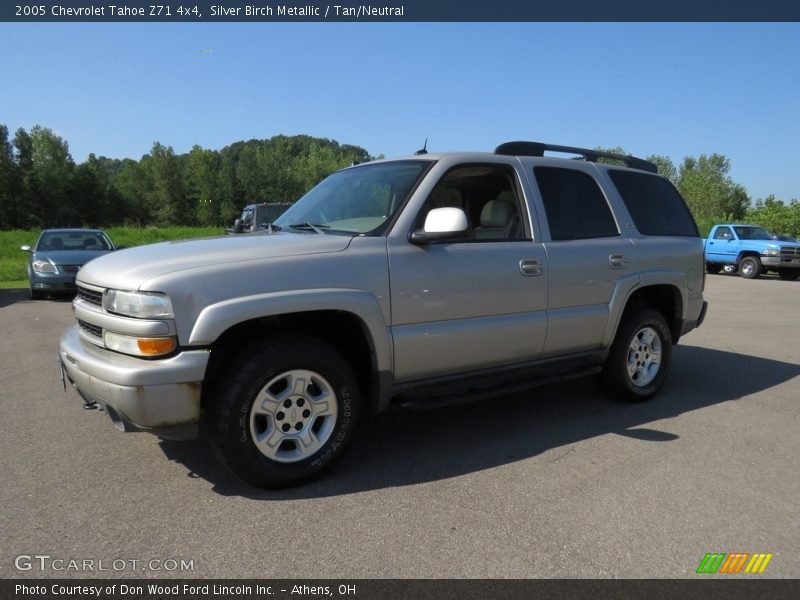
[494,141,658,174]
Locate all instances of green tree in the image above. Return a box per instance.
[216,154,242,226]
[112,159,151,224]
[677,154,750,220]
[186,145,221,225]
[29,126,76,226]
[0,125,22,229]
[141,142,185,224]
[747,195,800,236]
[646,154,678,185]
[13,127,38,228]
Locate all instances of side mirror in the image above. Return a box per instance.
[20,245,32,253]
[411,207,470,244]
[115,245,127,250]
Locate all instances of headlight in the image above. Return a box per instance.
[32,259,57,273]
[103,290,174,319]
[103,331,177,357]
[762,249,779,256]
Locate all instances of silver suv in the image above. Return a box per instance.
[59,141,708,488]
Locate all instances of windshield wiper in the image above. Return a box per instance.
[288,222,329,235]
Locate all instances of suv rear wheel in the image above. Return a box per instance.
[206,335,361,488]
[600,308,672,402]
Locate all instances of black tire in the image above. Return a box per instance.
[599,308,672,402]
[706,263,722,274]
[738,256,761,279]
[205,335,362,489]
[29,287,43,300]
[778,269,800,281]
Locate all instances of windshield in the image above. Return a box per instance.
[273,160,430,235]
[734,226,773,240]
[37,231,112,251]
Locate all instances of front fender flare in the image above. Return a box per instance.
[188,288,394,407]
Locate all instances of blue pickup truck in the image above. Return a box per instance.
[705,224,800,280]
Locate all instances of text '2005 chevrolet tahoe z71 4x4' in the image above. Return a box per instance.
[59,141,708,488]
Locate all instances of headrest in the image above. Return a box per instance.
[480,199,515,228]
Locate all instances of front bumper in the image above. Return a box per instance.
[761,256,800,268]
[30,272,77,292]
[59,325,209,439]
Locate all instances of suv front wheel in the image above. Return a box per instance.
[207,335,362,488]
[600,308,672,402]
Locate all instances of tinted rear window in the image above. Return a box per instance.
[608,170,699,237]
[533,167,619,241]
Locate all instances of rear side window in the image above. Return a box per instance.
[608,170,699,237]
[533,167,619,241]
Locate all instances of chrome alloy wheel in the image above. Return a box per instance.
[626,327,663,388]
[249,369,338,463]
[740,259,756,277]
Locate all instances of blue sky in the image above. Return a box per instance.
[1,22,798,201]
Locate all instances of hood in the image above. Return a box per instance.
[35,249,112,265]
[77,232,353,291]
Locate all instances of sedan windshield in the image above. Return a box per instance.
[37,231,112,251]
[273,160,430,235]
[733,226,773,241]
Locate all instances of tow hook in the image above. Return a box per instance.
[58,353,98,409]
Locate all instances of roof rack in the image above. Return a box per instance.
[494,141,658,174]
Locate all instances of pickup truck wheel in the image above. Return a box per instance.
[738,256,761,279]
[705,263,722,274]
[600,308,672,402]
[207,336,361,488]
[778,269,799,281]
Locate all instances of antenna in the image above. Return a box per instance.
[415,138,428,155]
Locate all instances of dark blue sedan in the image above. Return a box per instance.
[21,229,116,299]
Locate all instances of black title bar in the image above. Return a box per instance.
[2,1,800,22]
[3,579,800,600]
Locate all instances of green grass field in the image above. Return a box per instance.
[0,227,224,283]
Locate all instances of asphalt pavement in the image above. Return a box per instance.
[1,274,798,578]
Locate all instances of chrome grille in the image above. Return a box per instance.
[78,319,102,338]
[779,246,800,258]
[77,286,103,307]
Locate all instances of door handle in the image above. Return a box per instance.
[609,253,628,269]
[519,259,544,277]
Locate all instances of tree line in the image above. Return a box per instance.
[0,125,371,230]
[0,124,797,235]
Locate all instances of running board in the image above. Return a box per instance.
[395,366,601,410]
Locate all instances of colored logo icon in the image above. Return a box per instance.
[696,553,773,574]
